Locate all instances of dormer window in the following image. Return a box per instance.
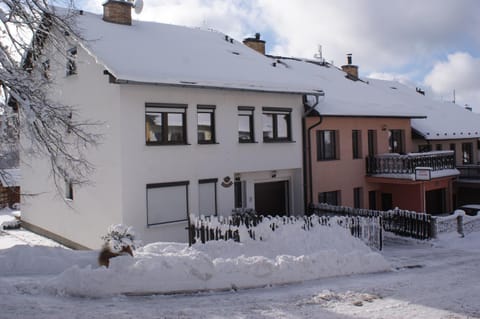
[66,47,77,76]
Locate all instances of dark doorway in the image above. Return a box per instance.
[426,188,446,215]
[369,190,377,210]
[254,181,289,216]
[381,193,393,211]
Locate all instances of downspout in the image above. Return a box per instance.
[302,93,324,214]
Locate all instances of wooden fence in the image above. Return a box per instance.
[188,211,383,250]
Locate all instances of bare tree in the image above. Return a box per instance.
[0,0,100,193]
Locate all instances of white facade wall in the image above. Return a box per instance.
[21,44,124,249]
[118,85,305,244]
[21,44,306,248]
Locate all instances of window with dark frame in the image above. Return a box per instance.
[234,180,246,208]
[462,142,473,164]
[197,105,216,144]
[238,106,255,143]
[436,144,443,151]
[388,129,405,153]
[145,103,187,145]
[198,178,218,216]
[146,181,189,226]
[66,47,77,76]
[317,130,338,161]
[367,129,377,157]
[262,107,292,142]
[65,180,73,201]
[418,144,432,152]
[318,190,340,206]
[354,187,362,208]
[352,130,362,159]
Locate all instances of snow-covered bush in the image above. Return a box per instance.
[99,224,139,268]
[101,224,138,253]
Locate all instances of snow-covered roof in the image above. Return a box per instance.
[367,79,480,140]
[270,57,480,140]
[73,12,323,95]
[0,168,20,187]
[269,58,427,119]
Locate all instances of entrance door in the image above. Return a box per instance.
[254,181,289,216]
[381,193,393,211]
[426,188,446,215]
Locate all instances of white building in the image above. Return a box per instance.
[20,2,323,249]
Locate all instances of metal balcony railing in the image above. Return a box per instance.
[457,165,480,179]
[366,151,456,175]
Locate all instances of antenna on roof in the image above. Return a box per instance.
[134,0,144,14]
[313,45,325,64]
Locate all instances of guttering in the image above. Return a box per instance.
[302,92,324,213]
[106,72,324,96]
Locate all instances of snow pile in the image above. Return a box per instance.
[46,223,390,297]
[0,207,20,229]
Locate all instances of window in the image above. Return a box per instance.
[462,142,473,164]
[367,130,377,156]
[199,179,217,216]
[65,180,73,200]
[146,181,189,226]
[418,144,432,152]
[197,105,216,144]
[352,130,362,159]
[145,103,187,145]
[436,144,443,151]
[318,190,340,206]
[262,107,292,142]
[66,47,77,76]
[317,130,338,160]
[238,106,255,143]
[388,129,405,153]
[354,187,363,208]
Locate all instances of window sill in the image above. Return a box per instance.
[147,219,188,227]
[198,142,219,145]
[263,140,296,144]
[239,140,258,144]
[317,158,340,162]
[146,142,190,146]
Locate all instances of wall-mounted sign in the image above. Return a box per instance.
[415,167,432,181]
[221,176,233,188]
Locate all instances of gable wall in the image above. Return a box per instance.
[20,42,124,249]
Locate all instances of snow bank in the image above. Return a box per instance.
[0,207,20,229]
[47,223,390,297]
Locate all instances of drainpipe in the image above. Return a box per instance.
[302,92,324,214]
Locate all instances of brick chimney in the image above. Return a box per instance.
[243,33,266,55]
[103,0,133,25]
[341,54,359,79]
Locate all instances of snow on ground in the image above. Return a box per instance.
[0,221,479,318]
[0,222,389,297]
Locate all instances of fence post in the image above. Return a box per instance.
[457,214,464,237]
[430,216,437,239]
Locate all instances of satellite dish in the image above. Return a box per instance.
[134,0,144,14]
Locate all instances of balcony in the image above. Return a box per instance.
[457,165,480,180]
[366,151,456,178]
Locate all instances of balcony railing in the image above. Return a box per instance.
[366,151,456,175]
[457,165,480,179]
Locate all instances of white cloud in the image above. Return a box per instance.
[424,52,480,112]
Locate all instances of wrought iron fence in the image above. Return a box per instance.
[188,210,383,250]
[366,151,455,175]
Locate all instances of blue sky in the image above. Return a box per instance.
[77,0,480,112]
